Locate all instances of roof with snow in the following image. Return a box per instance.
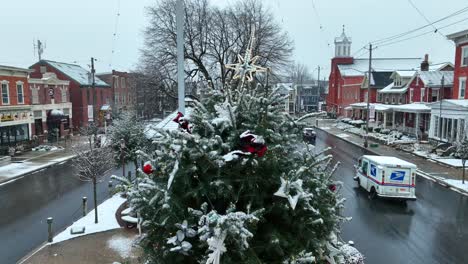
[427,62,454,71]
[145,100,195,139]
[275,83,294,94]
[391,103,431,113]
[338,58,421,77]
[349,102,390,111]
[335,29,351,43]
[418,71,454,87]
[394,70,416,78]
[379,82,408,94]
[37,60,110,87]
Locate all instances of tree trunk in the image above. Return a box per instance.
[93,177,98,223]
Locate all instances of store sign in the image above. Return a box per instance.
[1,114,13,122]
[369,105,376,121]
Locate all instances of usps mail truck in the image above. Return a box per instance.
[354,155,417,200]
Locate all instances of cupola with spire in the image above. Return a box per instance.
[334,25,352,57]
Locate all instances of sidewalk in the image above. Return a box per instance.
[20,229,141,264]
[316,118,468,195]
[19,193,142,264]
[0,135,89,185]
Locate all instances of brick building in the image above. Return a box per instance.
[30,60,111,129]
[447,29,468,99]
[28,72,72,141]
[326,28,421,117]
[97,70,136,114]
[0,65,33,146]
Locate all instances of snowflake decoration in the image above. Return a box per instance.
[225,28,267,82]
[274,177,304,210]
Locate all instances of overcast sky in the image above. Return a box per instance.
[1,0,467,77]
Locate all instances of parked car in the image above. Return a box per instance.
[303,128,316,144]
[354,155,417,201]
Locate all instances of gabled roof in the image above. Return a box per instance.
[418,71,454,87]
[446,29,468,41]
[392,70,416,78]
[338,58,421,77]
[35,60,110,87]
[427,62,454,71]
[379,82,408,94]
[361,71,393,89]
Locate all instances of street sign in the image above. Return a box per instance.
[369,105,375,120]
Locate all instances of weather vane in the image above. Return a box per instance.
[225,26,267,82]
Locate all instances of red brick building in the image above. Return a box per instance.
[30,60,111,129]
[97,70,136,114]
[0,65,33,146]
[29,72,72,141]
[326,28,421,117]
[447,29,468,99]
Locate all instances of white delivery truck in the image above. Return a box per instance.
[354,155,417,200]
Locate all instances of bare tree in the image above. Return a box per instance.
[140,0,293,92]
[73,146,114,223]
[287,62,313,84]
[79,123,98,150]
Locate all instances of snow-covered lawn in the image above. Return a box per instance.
[319,126,331,130]
[107,234,136,259]
[443,179,468,192]
[52,194,126,244]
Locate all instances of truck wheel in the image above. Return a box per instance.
[369,187,377,200]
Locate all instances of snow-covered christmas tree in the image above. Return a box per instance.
[115,30,363,264]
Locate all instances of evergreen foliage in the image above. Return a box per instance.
[115,81,352,263]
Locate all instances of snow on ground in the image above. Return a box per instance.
[52,194,126,244]
[443,179,468,192]
[337,133,350,138]
[0,155,75,179]
[320,126,331,130]
[433,158,466,168]
[107,234,136,259]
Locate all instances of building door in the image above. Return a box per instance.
[35,119,43,135]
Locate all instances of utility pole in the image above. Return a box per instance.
[90,57,97,126]
[364,43,372,148]
[439,75,444,140]
[176,0,185,115]
[317,66,321,112]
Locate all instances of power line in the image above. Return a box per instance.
[376,16,468,49]
[109,0,122,69]
[407,0,446,38]
[371,5,468,45]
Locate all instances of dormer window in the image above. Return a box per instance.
[394,76,402,86]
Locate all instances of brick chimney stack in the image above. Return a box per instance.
[420,54,429,71]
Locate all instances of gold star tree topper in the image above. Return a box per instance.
[225,28,267,82]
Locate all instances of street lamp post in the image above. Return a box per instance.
[120,138,126,179]
[364,43,373,148]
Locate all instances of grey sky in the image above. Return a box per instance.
[1,0,467,77]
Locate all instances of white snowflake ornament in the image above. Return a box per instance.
[274,177,304,210]
[206,232,227,264]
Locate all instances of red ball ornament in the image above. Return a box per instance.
[328,184,337,192]
[143,163,154,174]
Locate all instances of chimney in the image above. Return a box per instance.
[420,54,429,71]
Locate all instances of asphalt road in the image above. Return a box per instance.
[0,160,134,264]
[316,129,468,264]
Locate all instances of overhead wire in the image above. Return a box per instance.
[109,0,122,69]
[375,15,468,49]
[371,5,468,45]
[407,0,446,38]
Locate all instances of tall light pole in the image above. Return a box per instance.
[439,75,444,140]
[120,138,126,179]
[176,0,185,115]
[364,43,372,148]
[317,66,321,111]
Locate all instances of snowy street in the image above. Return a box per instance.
[0,160,135,264]
[316,129,468,264]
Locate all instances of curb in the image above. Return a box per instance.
[0,155,75,186]
[315,126,468,197]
